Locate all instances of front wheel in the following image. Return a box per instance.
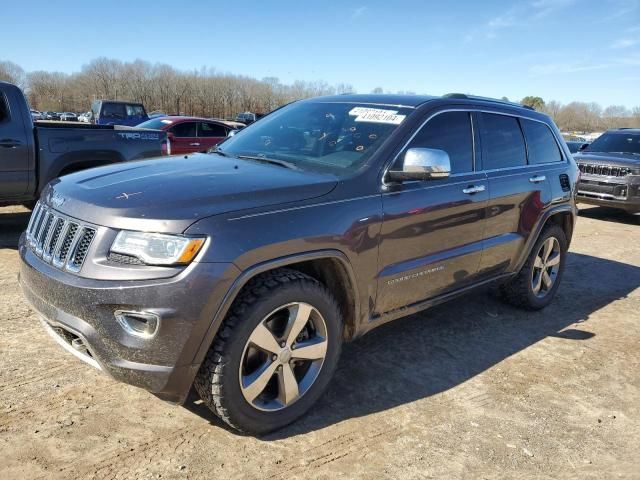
[500,224,567,310]
[194,269,343,434]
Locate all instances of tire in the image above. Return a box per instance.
[194,268,343,435]
[500,224,567,310]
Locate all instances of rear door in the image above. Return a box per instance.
[197,121,228,151]
[477,112,554,277]
[376,110,488,313]
[0,90,31,197]
[168,121,198,154]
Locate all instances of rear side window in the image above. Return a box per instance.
[0,95,8,123]
[101,103,126,119]
[406,111,474,174]
[199,122,227,137]
[521,119,562,164]
[170,122,197,137]
[480,113,526,170]
[126,104,145,116]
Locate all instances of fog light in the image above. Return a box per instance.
[115,310,160,338]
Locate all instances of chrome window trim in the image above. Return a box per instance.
[381,107,567,189]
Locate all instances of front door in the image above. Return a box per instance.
[0,92,30,198]
[376,110,488,314]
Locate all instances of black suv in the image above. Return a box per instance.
[19,94,578,434]
[574,128,640,213]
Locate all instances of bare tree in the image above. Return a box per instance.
[0,61,26,89]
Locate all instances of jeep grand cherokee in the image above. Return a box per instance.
[19,94,578,434]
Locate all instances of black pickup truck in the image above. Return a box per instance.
[0,81,169,207]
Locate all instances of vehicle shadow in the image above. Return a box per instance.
[182,252,640,438]
[0,210,31,250]
[578,205,639,225]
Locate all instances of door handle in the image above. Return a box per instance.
[0,139,20,148]
[462,185,486,194]
[189,142,200,146]
[529,175,546,183]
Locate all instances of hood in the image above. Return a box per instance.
[42,153,338,232]
[573,151,640,170]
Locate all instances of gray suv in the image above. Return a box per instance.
[19,94,579,434]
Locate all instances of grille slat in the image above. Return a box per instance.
[68,228,96,271]
[577,162,630,177]
[36,213,54,255]
[25,202,96,273]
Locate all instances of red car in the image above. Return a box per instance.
[137,116,242,155]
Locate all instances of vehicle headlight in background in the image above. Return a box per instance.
[111,231,206,265]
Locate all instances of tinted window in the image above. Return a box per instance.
[0,95,8,123]
[406,111,474,174]
[199,122,227,137]
[101,103,126,119]
[521,119,562,164]
[170,122,197,137]
[480,113,526,170]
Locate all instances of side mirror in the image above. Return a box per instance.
[227,129,239,137]
[578,143,589,151]
[167,132,175,140]
[387,148,451,182]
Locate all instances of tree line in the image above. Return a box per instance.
[1,58,638,131]
[0,58,354,119]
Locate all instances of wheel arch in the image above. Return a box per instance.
[514,204,576,273]
[191,250,361,369]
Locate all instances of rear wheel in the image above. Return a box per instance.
[194,269,342,434]
[500,224,567,310]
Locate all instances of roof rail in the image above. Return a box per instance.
[443,93,535,111]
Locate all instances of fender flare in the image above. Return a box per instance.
[513,203,577,273]
[190,249,360,368]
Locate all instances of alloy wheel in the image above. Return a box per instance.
[239,302,328,411]
[531,236,561,298]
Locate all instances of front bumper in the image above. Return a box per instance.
[19,233,240,403]
[576,174,640,212]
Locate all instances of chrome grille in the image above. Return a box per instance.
[25,202,96,273]
[577,163,631,177]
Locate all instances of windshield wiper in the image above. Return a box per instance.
[211,147,232,157]
[236,155,299,170]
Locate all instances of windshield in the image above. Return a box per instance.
[586,132,640,155]
[217,101,412,175]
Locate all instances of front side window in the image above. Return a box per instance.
[586,132,640,155]
[170,122,197,138]
[218,102,413,175]
[405,111,474,174]
[480,113,526,170]
[521,119,562,164]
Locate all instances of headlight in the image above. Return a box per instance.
[111,231,206,266]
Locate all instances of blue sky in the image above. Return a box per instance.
[2,0,639,107]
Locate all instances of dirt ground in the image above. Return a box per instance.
[0,204,638,480]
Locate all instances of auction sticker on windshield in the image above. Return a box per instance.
[349,107,405,125]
